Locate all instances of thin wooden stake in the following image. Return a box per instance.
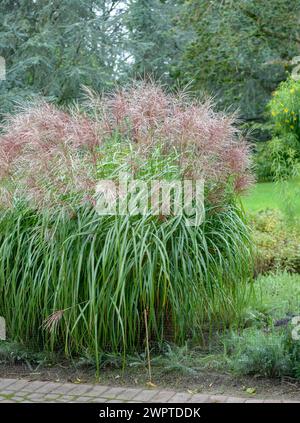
[144,308,152,383]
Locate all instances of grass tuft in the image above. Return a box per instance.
[0,82,253,365]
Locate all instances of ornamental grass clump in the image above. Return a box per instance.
[0,82,253,363]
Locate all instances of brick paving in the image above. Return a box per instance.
[0,378,298,403]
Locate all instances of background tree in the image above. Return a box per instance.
[0,0,127,116]
[125,0,189,83]
[2,0,300,132]
[174,0,300,124]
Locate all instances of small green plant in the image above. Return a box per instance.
[251,210,300,274]
[249,271,300,321]
[0,340,53,367]
[225,328,292,378]
[224,272,300,380]
[255,136,300,182]
[253,142,275,183]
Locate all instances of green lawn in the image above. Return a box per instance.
[242,179,300,213]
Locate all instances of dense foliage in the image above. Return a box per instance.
[2,0,299,127]
[255,78,300,181]
[0,0,187,118]
[0,0,128,116]
[175,0,300,122]
[251,210,300,274]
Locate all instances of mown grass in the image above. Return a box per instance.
[242,178,300,214]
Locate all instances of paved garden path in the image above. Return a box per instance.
[0,378,298,403]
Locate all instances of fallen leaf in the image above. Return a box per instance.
[246,388,256,395]
[187,389,199,395]
[146,381,157,388]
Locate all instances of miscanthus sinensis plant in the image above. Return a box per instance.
[0,82,253,365]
